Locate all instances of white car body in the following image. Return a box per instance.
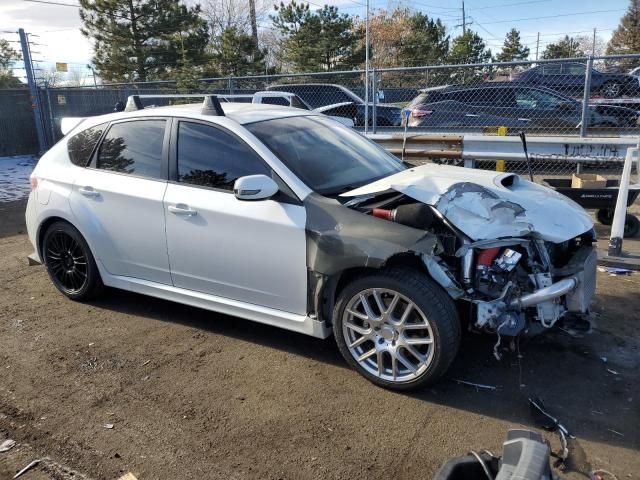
[26,97,598,388]
[28,103,327,337]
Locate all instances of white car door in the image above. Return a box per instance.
[69,118,172,284]
[163,120,308,314]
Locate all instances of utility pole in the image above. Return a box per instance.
[364,0,370,134]
[87,64,98,88]
[18,28,47,154]
[535,32,540,60]
[249,0,258,49]
[462,0,466,34]
[592,27,597,56]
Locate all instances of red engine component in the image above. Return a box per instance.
[372,208,394,221]
[476,247,501,266]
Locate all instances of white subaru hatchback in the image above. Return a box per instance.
[26,95,597,390]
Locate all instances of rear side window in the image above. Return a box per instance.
[97,120,166,178]
[542,64,561,75]
[177,122,271,191]
[272,86,353,108]
[564,63,586,75]
[67,123,107,167]
[291,96,309,110]
[261,96,290,106]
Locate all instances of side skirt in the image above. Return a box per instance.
[101,270,332,339]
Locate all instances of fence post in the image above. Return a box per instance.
[18,28,47,154]
[372,68,377,134]
[44,82,56,145]
[607,147,636,256]
[228,76,235,95]
[364,71,369,134]
[579,56,593,138]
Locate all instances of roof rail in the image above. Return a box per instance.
[123,94,225,116]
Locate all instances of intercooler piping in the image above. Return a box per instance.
[508,277,578,309]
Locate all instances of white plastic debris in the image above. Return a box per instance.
[0,439,16,452]
[452,379,498,391]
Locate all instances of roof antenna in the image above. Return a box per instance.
[518,131,534,182]
[202,95,225,116]
[124,95,143,112]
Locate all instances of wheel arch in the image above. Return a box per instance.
[317,252,431,326]
[36,215,96,263]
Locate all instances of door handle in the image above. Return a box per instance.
[168,204,197,216]
[78,186,100,197]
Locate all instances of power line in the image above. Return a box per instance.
[466,0,551,11]
[22,0,78,6]
[468,16,500,40]
[478,9,627,26]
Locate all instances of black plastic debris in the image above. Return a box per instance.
[529,397,572,462]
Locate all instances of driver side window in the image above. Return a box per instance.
[515,89,563,108]
[177,122,271,191]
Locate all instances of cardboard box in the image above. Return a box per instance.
[571,174,607,189]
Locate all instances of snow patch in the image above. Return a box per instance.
[0,155,38,202]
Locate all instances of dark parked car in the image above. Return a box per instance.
[511,62,640,98]
[402,83,640,130]
[267,83,403,126]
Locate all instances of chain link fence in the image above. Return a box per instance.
[30,54,640,143]
[2,53,639,181]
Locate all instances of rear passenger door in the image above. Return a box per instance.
[68,118,172,284]
[163,120,308,314]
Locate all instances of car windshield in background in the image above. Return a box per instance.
[245,116,405,195]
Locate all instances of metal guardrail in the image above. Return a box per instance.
[369,132,640,177]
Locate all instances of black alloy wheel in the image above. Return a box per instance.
[43,221,103,300]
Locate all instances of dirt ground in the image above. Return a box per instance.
[0,201,639,480]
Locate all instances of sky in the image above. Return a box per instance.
[0,0,634,84]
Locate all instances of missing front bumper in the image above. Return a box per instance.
[475,246,597,333]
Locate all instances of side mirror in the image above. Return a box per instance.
[233,174,279,201]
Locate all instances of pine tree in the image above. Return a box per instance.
[542,35,584,59]
[79,0,210,82]
[271,1,316,71]
[496,28,530,62]
[316,6,359,70]
[0,39,21,88]
[272,1,359,71]
[447,31,491,83]
[398,12,449,66]
[211,26,266,76]
[448,31,491,64]
[606,0,640,69]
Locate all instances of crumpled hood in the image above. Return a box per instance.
[341,164,594,243]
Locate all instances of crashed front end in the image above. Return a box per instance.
[341,164,597,339]
[456,233,597,337]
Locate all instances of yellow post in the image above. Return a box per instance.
[496,126,507,172]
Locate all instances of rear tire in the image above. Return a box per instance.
[624,214,640,238]
[333,267,460,391]
[597,208,614,225]
[42,221,103,301]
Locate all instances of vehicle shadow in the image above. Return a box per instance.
[91,288,639,461]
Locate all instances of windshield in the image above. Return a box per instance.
[245,115,405,195]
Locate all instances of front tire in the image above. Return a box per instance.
[333,267,460,391]
[601,81,622,98]
[42,221,103,301]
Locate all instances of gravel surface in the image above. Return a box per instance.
[0,202,639,479]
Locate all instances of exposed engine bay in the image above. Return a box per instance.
[344,189,597,340]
